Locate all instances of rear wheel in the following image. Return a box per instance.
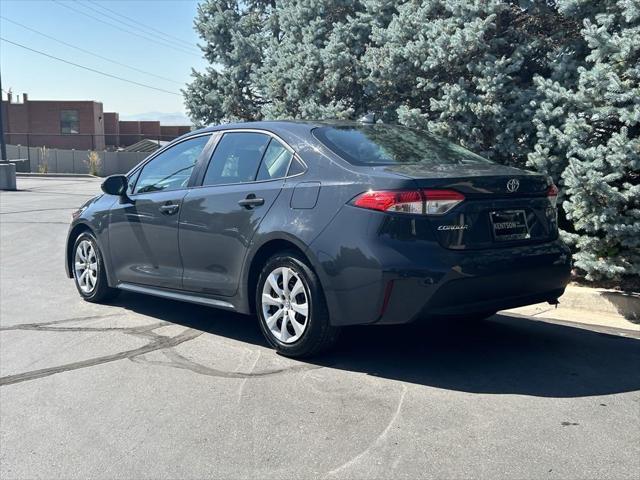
[72,232,119,303]
[256,252,339,357]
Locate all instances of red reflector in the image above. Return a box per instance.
[380,280,395,316]
[547,184,559,207]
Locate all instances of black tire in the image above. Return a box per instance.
[72,232,119,303]
[256,251,340,358]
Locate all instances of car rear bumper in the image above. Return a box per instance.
[309,207,572,327]
[379,262,569,324]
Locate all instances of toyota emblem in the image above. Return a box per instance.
[506,178,520,193]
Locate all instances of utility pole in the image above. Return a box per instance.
[0,70,7,161]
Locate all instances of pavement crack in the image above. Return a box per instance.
[1,324,163,333]
[0,207,78,215]
[0,221,71,224]
[237,351,261,403]
[131,347,317,380]
[6,189,97,197]
[1,312,314,387]
[323,384,408,478]
[1,314,168,336]
[0,329,202,387]
[0,314,124,331]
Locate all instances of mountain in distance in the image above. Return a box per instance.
[119,112,192,126]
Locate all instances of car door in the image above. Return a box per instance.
[179,131,294,296]
[108,134,212,288]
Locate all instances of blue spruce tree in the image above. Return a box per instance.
[185,0,639,283]
[529,0,639,282]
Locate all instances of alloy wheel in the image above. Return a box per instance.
[261,266,309,344]
[74,239,98,294]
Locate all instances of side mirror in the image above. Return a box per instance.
[101,175,128,197]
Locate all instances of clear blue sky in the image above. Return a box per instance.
[0,0,206,120]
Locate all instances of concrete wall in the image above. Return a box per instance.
[5,144,149,176]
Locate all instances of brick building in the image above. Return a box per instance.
[116,120,144,147]
[1,93,106,150]
[106,118,190,147]
[160,124,192,140]
[1,93,192,151]
[103,112,119,147]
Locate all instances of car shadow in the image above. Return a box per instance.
[112,292,640,398]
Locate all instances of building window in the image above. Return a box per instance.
[60,110,79,134]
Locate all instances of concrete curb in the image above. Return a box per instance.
[16,173,98,179]
[559,285,639,321]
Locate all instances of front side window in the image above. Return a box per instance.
[203,132,270,186]
[60,110,79,134]
[127,169,141,196]
[313,125,492,166]
[134,135,210,194]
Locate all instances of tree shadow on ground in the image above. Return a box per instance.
[113,292,640,398]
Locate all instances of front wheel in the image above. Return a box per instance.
[72,232,119,303]
[256,252,339,358]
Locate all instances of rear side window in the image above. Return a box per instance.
[313,125,491,166]
[287,157,306,176]
[256,139,293,181]
[134,135,210,194]
[203,132,270,186]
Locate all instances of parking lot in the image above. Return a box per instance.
[1,177,639,479]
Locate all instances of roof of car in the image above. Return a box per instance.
[189,119,386,136]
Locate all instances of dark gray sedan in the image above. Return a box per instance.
[66,120,571,357]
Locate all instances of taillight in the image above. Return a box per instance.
[423,189,465,215]
[353,190,423,213]
[352,189,464,215]
[547,184,558,207]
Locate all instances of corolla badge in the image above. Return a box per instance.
[437,224,470,231]
[506,178,520,193]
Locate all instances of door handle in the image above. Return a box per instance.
[238,194,265,209]
[159,203,180,215]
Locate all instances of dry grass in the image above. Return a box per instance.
[37,146,49,174]
[86,151,102,176]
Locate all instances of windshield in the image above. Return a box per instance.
[313,125,492,166]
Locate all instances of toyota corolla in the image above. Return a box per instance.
[66,120,572,357]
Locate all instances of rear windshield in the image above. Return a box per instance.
[313,125,491,166]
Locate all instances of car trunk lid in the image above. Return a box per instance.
[380,164,558,250]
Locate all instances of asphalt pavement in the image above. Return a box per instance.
[1,177,639,479]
